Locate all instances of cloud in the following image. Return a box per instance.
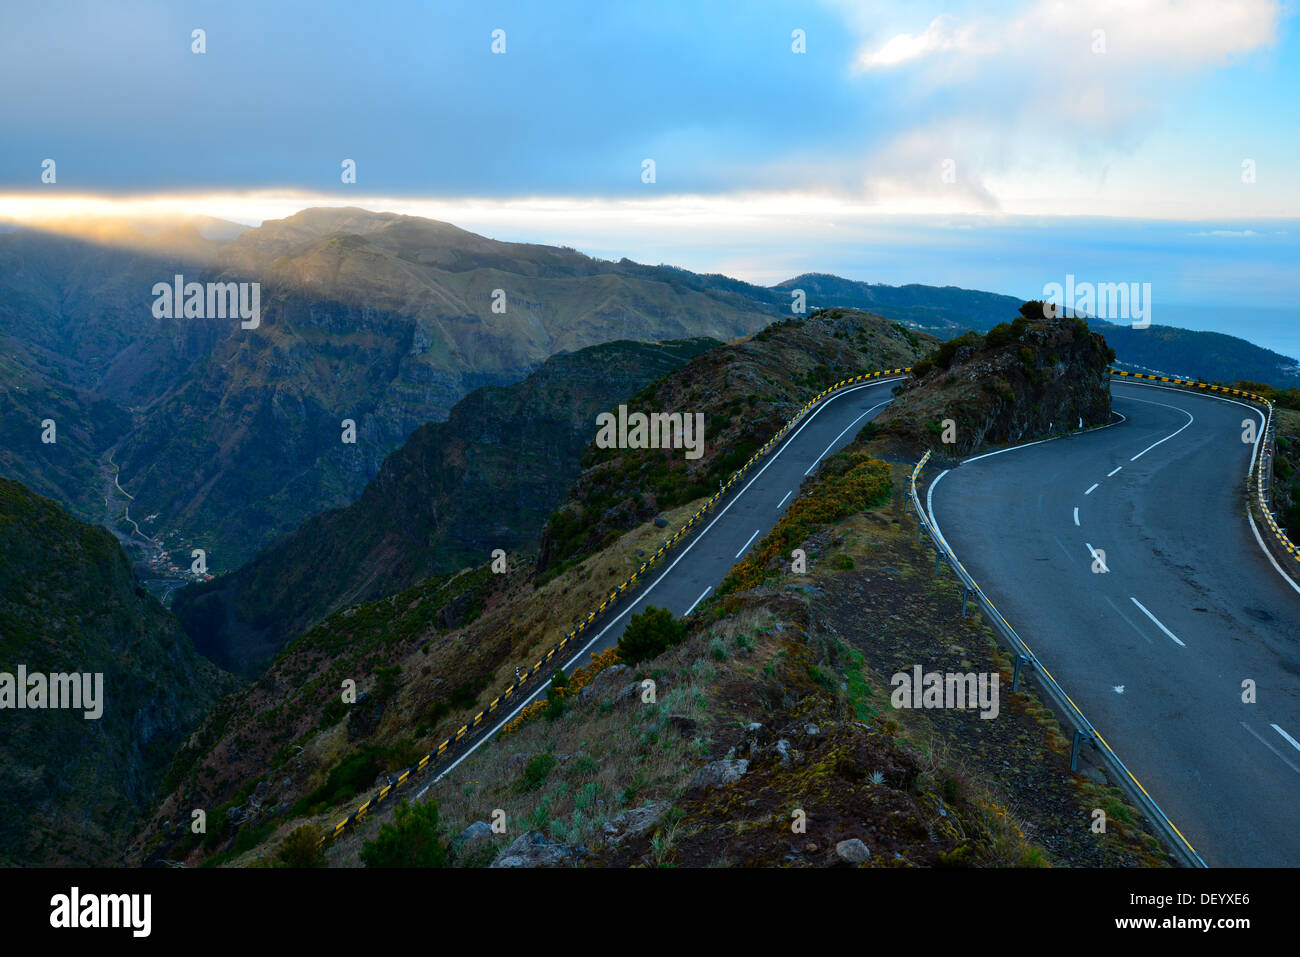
[857,0,1280,73]
[837,0,1283,213]
[854,15,987,70]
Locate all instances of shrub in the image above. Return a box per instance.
[293,745,387,814]
[275,824,327,868]
[617,606,688,665]
[518,752,558,793]
[545,669,568,720]
[1018,300,1047,321]
[359,800,449,868]
[374,665,401,702]
[984,322,1015,349]
[931,331,984,371]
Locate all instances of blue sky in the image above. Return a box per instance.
[2,1,1298,355]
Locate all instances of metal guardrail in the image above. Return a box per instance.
[318,367,911,844]
[908,450,1208,868]
[1109,369,1299,569]
[316,365,1294,850]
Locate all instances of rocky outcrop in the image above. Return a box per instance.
[490,830,588,868]
[602,802,670,846]
[577,664,634,705]
[687,759,750,790]
[879,305,1114,458]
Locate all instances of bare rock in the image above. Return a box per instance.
[835,838,872,864]
[602,802,670,845]
[579,664,633,705]
[490,830,588,868]
[688,759,749,790]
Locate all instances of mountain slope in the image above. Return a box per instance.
[0,478,235,865]
[1098,321,1300,386]
[171,336,720,675]
[133,309,1158,869]
[537,308,939,576]
[105,208,781,569]
[771,273,1026,333]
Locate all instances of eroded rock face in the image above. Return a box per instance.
[490,830,588,868]
[879,313,1114,458]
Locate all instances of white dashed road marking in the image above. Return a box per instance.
[1130,597,1186,647]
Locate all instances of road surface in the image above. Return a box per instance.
[926,380,1300,866]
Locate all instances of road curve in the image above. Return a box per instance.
[425,376,904,787]
[926,380,1300,866]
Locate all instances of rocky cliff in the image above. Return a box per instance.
[876,303,1114,458]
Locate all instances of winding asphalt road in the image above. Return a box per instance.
[425,376,904,787]
[926,380,1300,867]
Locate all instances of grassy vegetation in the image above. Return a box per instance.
[1272,409,1300,537]
[720,450,891,593]
[326,449,1166,868]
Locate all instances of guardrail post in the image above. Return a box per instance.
[960,584,971,618]
[1070,729,1095,772]
[1012,654,1029,693]
[934,547,943,576]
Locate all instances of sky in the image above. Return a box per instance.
[2,0,1298,355]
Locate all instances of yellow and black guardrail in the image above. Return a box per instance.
[319,366,910,844]
[909,449,1208,868]
[1109,369,1300,568]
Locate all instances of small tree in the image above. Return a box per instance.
[274,824,327,868]
[360,799,449,868]
[617,606,687,665]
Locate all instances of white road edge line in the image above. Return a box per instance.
[1085,542,1109,573]
[776,489,792,509]
[1085,483,1099,495]
[1116,381,1299,594]
[1108,466,1123,477]
[1073,507,1080,526]
[736,528,761,559]
[1129,596,1186,647]
[1247,507,1300,596]
[425,377,903,788]
[804,400,891,475]
[1272,723,1300,754]
[684,586,712,616]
